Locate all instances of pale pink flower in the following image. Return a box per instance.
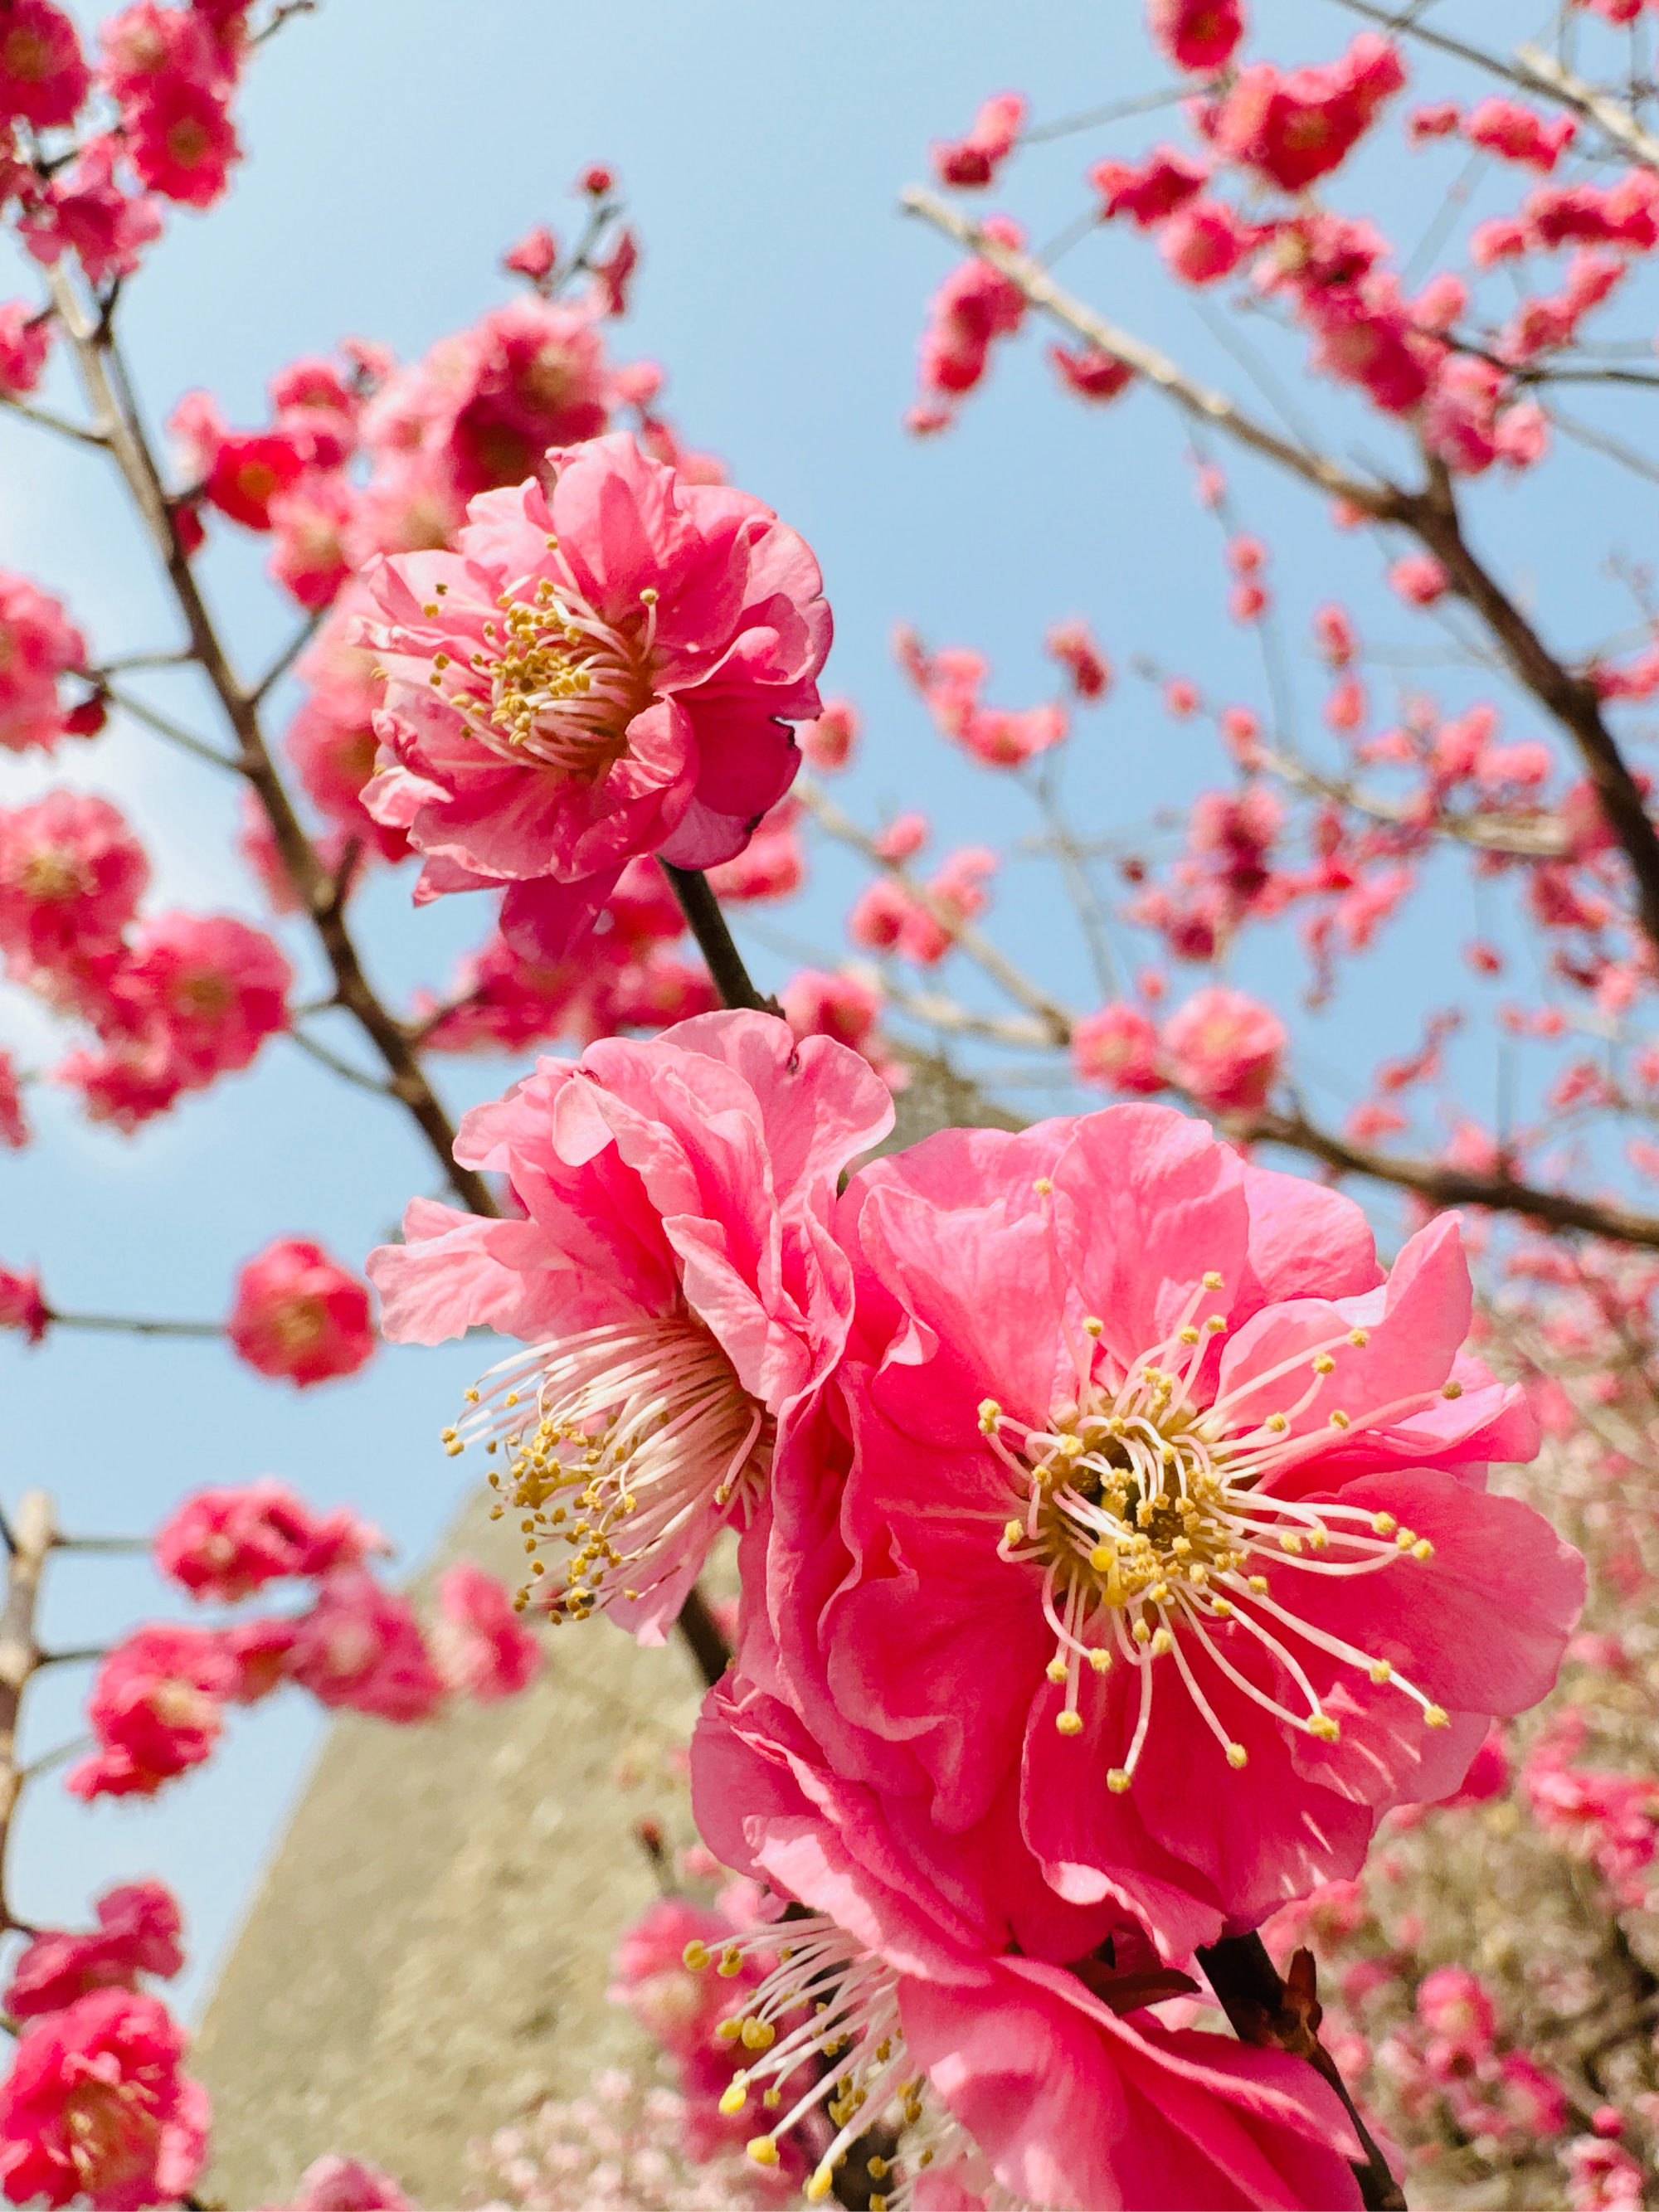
[1162,984,1286,1110]
[1416,1966,1496,2069]
[354,432,829,959]
[5,1884,184,2020]
[226,1237,376,1388]
[68,1625,237,1801]
[367,1011,892,1640]
[766,1106,1578,1936]
[688,1676,1363,2211]
[1565,2135,1647,2212]
[268,474,356,610]
[1072,1003,1164,1096]
[155,1479,383,1602]
[0,576,87,756]
[1044,617,1111,702]
[0,791,148,978]
[286,1570,445,1723]
[798,697,859,773]
[432,1559,543,1701]
[273,2155,413,2210]
[0,1988,208,2210]
[1389,553,1451,606]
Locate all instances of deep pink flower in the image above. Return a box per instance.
[5,1884,184,2021]
[914,218,1026,410]
[17,138,163,287]
[0,0,90,129]
[432,1558,543,1700]
[1162,984,1286,1110]
[780,969,902,1090]
[268,474,356,610]
[286,1569,445,1722]
[107,911,291,1084]
[1216,35,1404,192]
[1389,552,1451,607]
[0,791,148,977]
[1148,0,1245,72]
[0,303,50,397]
[1045,618,1111,702]
[704,795,803,903]
[1091,145,1208,227]
[226,1237,376,1388]
[68,1625,237,1801]
[283,683,410,862]
[0,1987,208,2210]
[1160,197,1260,284]
[355,431,829,959]
[763,1106,1577,1936]
[124,75,240,205]
[368,1011,892,1641]
[932,91,1026,190]
[205,427,308,529]
[0,1051,27,1150]
[0,1265,47,1344]
[1048,341,1136,403]
[155,1479,383,1602]
[688,1676,1362,2210]
[213,1615,300,1704]
[0,576,87,756]
[55,1036,187,1132]
[1463,97,1576,172]
[1073,1003,1165,1096]
[99,2,224,102]
[1416,1966,1496,2069]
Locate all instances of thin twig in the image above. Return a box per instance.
[0,393,108,448]
[251,605,326,704]
[102,683,239,771]
[286,1024,395,1097]
[46,1310,221,1339]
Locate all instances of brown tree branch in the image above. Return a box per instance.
[900,194,1659,960]
[0,1495,56,1929]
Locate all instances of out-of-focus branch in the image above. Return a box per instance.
[800,778,1075,1043]
[901,197,1659,958]
[102,683,239,771]
[46,1310,221,1339]
[0,392,108,447]
[1329,2,1659,169]
[43,266,498,1222]
[659,862,774,1014]
[1232,1106,1659,1248]
[0,1494,55,1930]
[900,188,1408,522]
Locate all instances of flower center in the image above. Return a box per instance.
[427,558,658,781]
[684,1913,923,2206]
[66,2078,161,2190]
[17,846,87,902]
[448,1310,772,1619]
[985,1205,1456,1792]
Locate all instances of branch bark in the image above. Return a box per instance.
[0,1494,56,1929]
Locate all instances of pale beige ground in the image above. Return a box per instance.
[192,1053,1014,2209]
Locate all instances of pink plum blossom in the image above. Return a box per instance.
[761,1106,1579,1937]
[0,575,88,756]
[67,1625,238,1801]
[353,431,830,959]
[432,1558,544,1701]
[367,1010,893,1641]
[154,1479,383,1602]
[0,1988,208,2210]
[1162,984,1287,1110]
[286,1571,446,1723]
[4,1884,184,2020]
[1072,1003,1164,1096]
[226,1238,376,1388]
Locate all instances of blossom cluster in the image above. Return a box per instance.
[376,1009,1584,2207]
[66,1478,541,1801]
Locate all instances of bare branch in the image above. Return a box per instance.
[0,1495,55,1927]
[0,392,108,448]
[103,683,239,771]
[286,1025,396,1097]
[46,1310,221,1339]
[251,605,326,705]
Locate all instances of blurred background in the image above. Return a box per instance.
[0,0,1647,2020]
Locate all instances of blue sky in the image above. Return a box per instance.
[0,0,1652,2013]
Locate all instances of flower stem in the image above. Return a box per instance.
[659,862,773,1014]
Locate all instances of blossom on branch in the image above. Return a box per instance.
[4,1884,184,2021]
[226,1237,376,1388]
[0,576,89,756]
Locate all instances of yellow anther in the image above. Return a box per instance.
[806,2163,835,2202]
[1280,1532,1303,1554]
[1087,1647,1112,1673]
[719,2081,748,2116]
[1206,1314,1228,1333]
[640,586,659,605]
[1308,1527,1329,1552]
[1211,1597,1234,1618]
[747,2137,780,2167]
[1441,1378,1462,1400]
[1248,1575,1268,1593]
[1188,1563,1208,1585]
[1424,1704,1450,1728]
[762,2088,781,2109]
[1055,1709,1085,1736]
[1151,1627,1174,1656]
[1045,1657,1068,1685]
[1370,1660,1393,1685]
[1033,1176,1053,1196]
[445,1441,464,1458]
[421,601,439,617]
[1412,1539,1434,1560]
[716,2020,742,2044]
[867,2157,889,2181]
[504,1392,520,1408]
[1084,1315,1104,1336]
[717,1946,743,1978]
[1107,1767,1133,1793]
[1372,1513,1398,1536]
[683,1940,711,1971]
[1225,1743,1248,1769]
[1006,1519,1026,1547]
[1178,1326,1200,1345]
[1089,1543,1114,1572]
[1394,1528,1417,1550]
[1203,1271,1224,1289]
[1148,1581,1170,1603]
[978,1398,1002,1434]
[1308,1714,1341,1743]
[1131,1620,1151,1644]
[1347,1328,1369,1346]
[1328,1409,1350,1429]
[1265,1413,1288,1433]
[742,2018,776,2052]
[1055,1433,1084,1459]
